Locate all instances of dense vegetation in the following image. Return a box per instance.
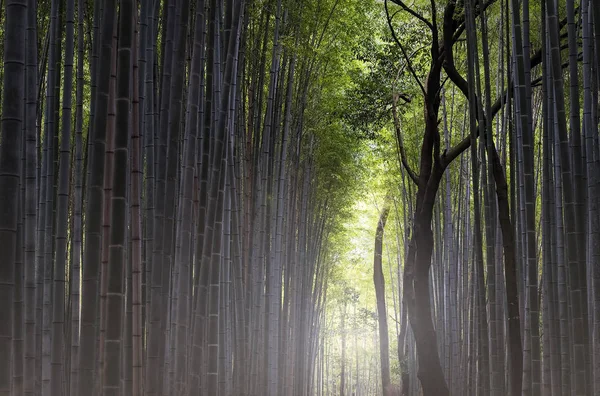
[0,0,599,395]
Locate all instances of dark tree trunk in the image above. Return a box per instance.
[0,1,26,395]
[374,199,391,392]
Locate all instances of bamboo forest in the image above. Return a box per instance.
[3,0,600,395]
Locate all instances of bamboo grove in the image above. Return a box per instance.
[2,0,600,395]
[313,0,600,394]
[0,0,371,395]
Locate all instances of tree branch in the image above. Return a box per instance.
[442,135,470,167]
[430,0,439,62]
[389,0,434,31]
[444,47,572,168]
[441,17,571,168]
[451,0,499,44]
[385,0,426,97]
[392,94,420,185]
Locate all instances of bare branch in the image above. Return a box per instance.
[392,94,419,185]
[389,0,434,30]
[443,41,572,168]
[385,0,426,97]
[451,0,500,44]
[429,0,439,61]
[442,134,470,168]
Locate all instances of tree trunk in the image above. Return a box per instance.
[79,1,116,394]
[0,1,26,395]
[24,1,39,395]
[374,199,391,392]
